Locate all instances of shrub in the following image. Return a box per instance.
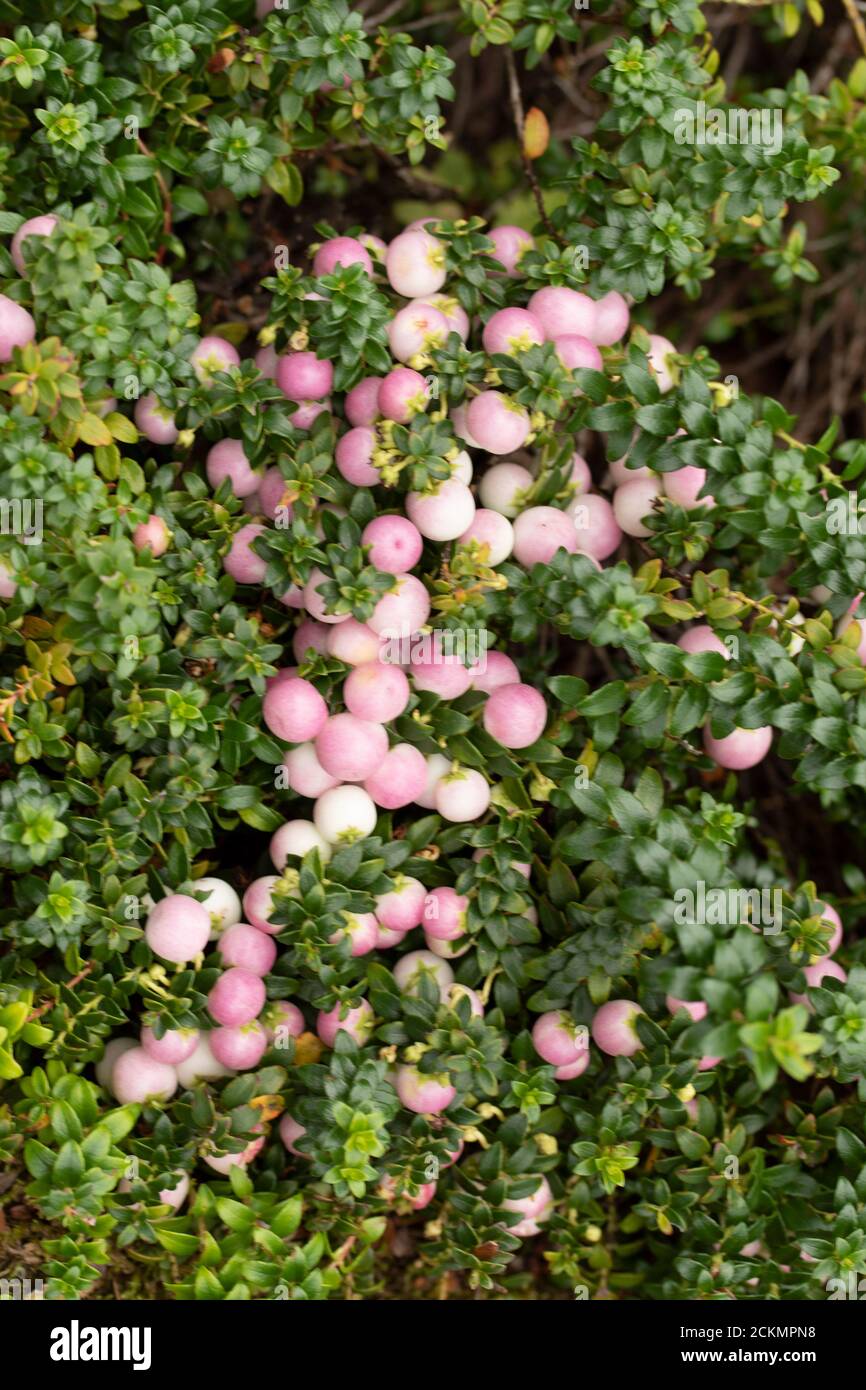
[0,0,865,1304]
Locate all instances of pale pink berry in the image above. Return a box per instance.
[790,957,847,1007]
[263,674,328,743]
[11,214,58,275]
[190,335,240,383]
[566,491,622,560]
[386,229,446,298]
[570,453,593,494]
[96,1037,137,1091]
[395,1064,455,1115]
[317,998,374,1047]
[368,573,431,637]
[362,515,424,574]
[451,402,483,449]
[243,876,284,935]
[270,819,331,868]
[503,1176,553,1236]
[703,725,773,771]
[473,849,531,878]
[609,455,652,486]
[663,466,714,510]
[175,1033,235,1085]
[134,392,178,444]
[315,713,388,782]
[279,1114,308,1157]
[335,426,380,487]
[416,293,469,340]
[528,286,596,340]
[591,999,646,1056]
[411,645,473,700]
[478,461,533,517]
[293,618,328,662]
[112,1048,177,1105]
[291,399,331,430]
[666,995,708,1022]
[256,468,291,522]
[532,1011,589,1067]
[482,307,544,356]
[0,293,35,361]
[488,225,534,275]
[613,477,663,537]
[282,742,338,799]
[279,584,305,609]
[344,662,410,722]
[591,291,629,346]
[263,999,304,1043]
[466,392,531,455]
[210,1020,268,1070]
[0,562,17,601]
[375,875,427,933]
[388,302,449,364]
[646,334,677,393]
[424,932,470,959]
[218,923,277,976]
[145,894,211,963]
[330,909,379,957]
[141,1026,200,1066]
[204,1134,265,1173]
[469,649,520,694]
[457,508,514,566]
[255,344,279,379]
[393,949,453,998]
[434,767,491,822]
[133,514,169,557]
[450,450,473,483]
[677,625,731,659]
[303,566,350,625]
[814,901,843,957]
[206,438,260,498]
[345,375,383,427]
[554,335,603,371]
[555,1052,590,1081]
[379,367,430,424]
[483,682,547,748]
[208,967,266,1027]
[414,752,451,809]
[313,236,373,277]
[276,351,333,402]
[406,479,476,542]
[192,878,242,939]
[422,886,468,942]
[224,523,267,584]
[313,783,378,842]
[364,743,428,809]
[512,506,579,566]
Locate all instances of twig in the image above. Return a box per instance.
[137,136,172,262]
[504,48,559,241]
[27,962,96,1021]
[363,0,410,28]
[841,0,866,56]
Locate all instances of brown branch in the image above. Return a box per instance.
[841,0,866,57]
[27,962,96,1022]
[504,48,558,242]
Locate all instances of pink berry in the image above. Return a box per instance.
[488,224,534,275]
[613,477,663,537]
[133,514,169,557]
[112,1047,177,1104]
[532,1011,589,1067]
[316,713,388,782]
[566,492,622,560]
[386,229,446,298]
[554,335,603,371]
[388,301,449,364]
[416,293,469,340]
[263,674,328,743]
[140,1026,200,1066]
[204,1134,265,1173]
[208,967,266,1028]
[344,661,410,722]
[422,886,468,942]
[96,1037,137,1091]
[0,293,36,361]
[279,1114,308,1157]
[335,426,380,487]
[368,573,431,638]
[703,725,773,771]
[469,649,520,693]
[313,235,373,277]
[457,508,514,566]
[11,214,58,275]
[555,1053,590,1081]
[175,1033,235,1085]
[303,565,350,624]
[218,923,277,976]
[393,949,453,998]
[317,998,374,1047]
[663,466,714,510]
[263,999,304,1043]
[330,909,379,957]
[345,375,383,427]
[646,334,677,393]
[570,453,593,494]
[666,994,708,1022]
[609,455,652,486]
[258,467,292,521]
[434,767,491,822]
[410,643,473,700]
[210,1020,268,1070]
[528,286,596,340]
[414,752,451,809]
[478,462,533,517]
[379,367,430,424]
[482,307,544,356]
[451,402,483,449]
[483,682,547,748]
[503,1175,553,1235]
[677,626,730,659]
[790,957,848,1007]
[313,783,378,842]
[394,1064,456,1115]
[293,618,329,662]
[291,398,331,430]
[206,438,260,499]
[190,335,240,383]
[512,506,579,566]
[242,876,285,935]
[406,479,476,542]
[362,515,424,574]
[375,875,427,933]
[814,901,843,957]
[224,523,267,584]
[145,894,211,963]
[466,392,531,455]
[134,392,178,445]
[325,618,380,666]
[282,742,339,799]
[255,344,279,379]
[591,291,629,346]
[276,351,333,402]
[591,999,645,1056]
[270,818,331,869]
